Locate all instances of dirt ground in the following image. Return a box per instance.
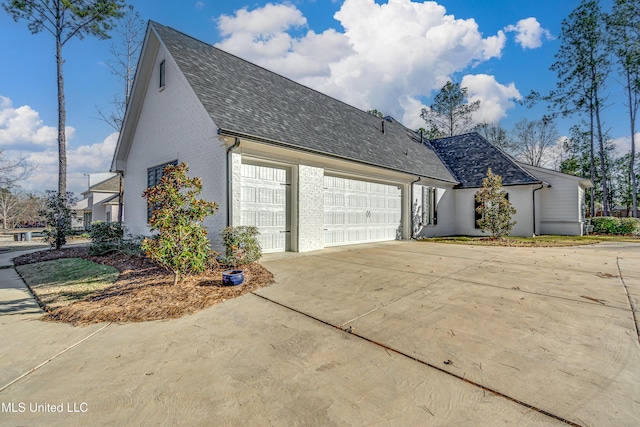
[13,247,274,325]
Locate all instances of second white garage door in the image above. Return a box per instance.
[324,175,402,246]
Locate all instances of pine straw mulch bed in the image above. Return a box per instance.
[13,247,274,326]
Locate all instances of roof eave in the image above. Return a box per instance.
[218,128,459,185]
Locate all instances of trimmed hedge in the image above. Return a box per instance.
[590,216,639,235]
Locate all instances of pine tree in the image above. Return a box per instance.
[421,81,480,137]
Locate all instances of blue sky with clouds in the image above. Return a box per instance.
[0,0,633,195]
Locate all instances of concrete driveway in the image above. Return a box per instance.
[1,241,639,426]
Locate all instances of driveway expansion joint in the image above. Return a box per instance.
[251,292,583,426]
[617,257,640,346]
[0,322,112,394]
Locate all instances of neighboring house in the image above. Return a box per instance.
[71,175,121,230]
[111,22,592,253]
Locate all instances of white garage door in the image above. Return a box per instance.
[240,163,290,252]
[324,175,402,246]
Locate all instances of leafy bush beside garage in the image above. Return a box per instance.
[590,217,639,235]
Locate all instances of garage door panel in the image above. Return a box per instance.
[241,163,290,253]
[324,175,401,247]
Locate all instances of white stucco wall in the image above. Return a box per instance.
[412,183,456,238]
[122,43,227,249]
[453,186,535,237]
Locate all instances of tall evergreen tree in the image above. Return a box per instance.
[3,0,125,244]
[607,0,640,217]
[550,0,611,216]
[421,81,480,137]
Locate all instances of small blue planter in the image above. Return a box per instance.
[222,269,244,286]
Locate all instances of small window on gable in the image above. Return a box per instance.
[159,59,166,89]
[422,186,437,226]
[146,160,177,221]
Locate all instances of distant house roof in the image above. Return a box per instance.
[83,175,120,195]
[101,194,120,205]
[71,198,90,211]
[429,133,541,188]
[151,22,457,183]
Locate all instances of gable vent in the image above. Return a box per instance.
[159,60,166,89]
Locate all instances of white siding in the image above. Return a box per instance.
[521,165,586,236]
[122,44,227,250]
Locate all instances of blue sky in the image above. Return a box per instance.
[0,0,633,195]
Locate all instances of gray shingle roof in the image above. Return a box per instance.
[152,22,456,183]
[429,133,541,188]
[87,175,120,193]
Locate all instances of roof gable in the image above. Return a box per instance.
[85,175,120,194]
[149,22,456,183]
[430,133,540,188]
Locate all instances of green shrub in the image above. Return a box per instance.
[89,221,144,256]
[142,163,219,285]
[39,191,77,249]
[220,226,262,267]
[590,216,639,235]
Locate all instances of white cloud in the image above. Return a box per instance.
[215,0,509,123]
[10,132,119,195]
[505,17,553,50]
[218,3,306,37]
[195,1,204,10]
[611,132,640,157]
[0,96,74,148]
[461,74,521,124]
[0,95,116,195]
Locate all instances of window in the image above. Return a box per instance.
[475,193,508,228]
[147,160,177,221]
[159,59,166,89]
[422,186,437,226]
[474,199,482,229]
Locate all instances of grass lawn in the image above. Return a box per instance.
[16,258,119,310]
[423,235,640,247]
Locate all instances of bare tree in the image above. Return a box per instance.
[476,122,514,153]
[0,149,35,189]
[0,191,44,229]
[512,117,559,167]
[97,5,145,131]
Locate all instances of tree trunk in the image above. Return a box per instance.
[589,105,596,217]
[626,70,638,218]
[594,97,609,216]
[56,38,67,200]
